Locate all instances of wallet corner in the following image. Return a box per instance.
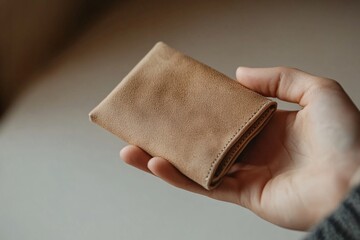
[88,109,98,123]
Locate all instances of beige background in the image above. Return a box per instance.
[1,1,359,239]
[0,0,113,114]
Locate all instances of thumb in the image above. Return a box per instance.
[236,67,323,106]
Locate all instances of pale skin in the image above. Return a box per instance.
[120,67,360,231]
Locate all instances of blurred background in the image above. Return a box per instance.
[0,0,359,239]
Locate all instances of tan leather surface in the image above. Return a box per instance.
[89,42,277,189]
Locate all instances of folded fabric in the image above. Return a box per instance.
[89,42,277,190]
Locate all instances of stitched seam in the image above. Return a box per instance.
[205,102,269,182]
[213,107,272,177]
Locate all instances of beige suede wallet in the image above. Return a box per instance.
[89,42,277,190]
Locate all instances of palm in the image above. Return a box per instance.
[226,109,332,229]
[228,93,359,229]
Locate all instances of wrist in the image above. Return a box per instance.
[348,149,360,187]
[311,151,360,228]
[350,166,360,188]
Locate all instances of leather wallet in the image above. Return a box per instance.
[89,42,277,190]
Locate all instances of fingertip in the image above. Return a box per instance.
[236,66,250,81]
[236,66,249,73]
[119,145,136,163]
[147,157,167,175]
[147,157,156,170]
[119,145,153,174]
[236,67,257,89]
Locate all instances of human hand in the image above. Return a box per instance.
[120,67,360,230]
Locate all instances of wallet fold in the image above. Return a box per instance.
[89,42,277,190]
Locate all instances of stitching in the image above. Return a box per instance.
[205,102,269,182]
[213,107,272,177]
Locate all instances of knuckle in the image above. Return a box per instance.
[276,66,300,81]
[325,79,342,88]
[313,78,343,91]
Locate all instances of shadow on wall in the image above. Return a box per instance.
[0,0,117,119]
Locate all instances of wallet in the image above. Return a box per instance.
[89,42,277,190]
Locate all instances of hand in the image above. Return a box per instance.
[120,67,360,230]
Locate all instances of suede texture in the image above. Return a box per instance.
[89,42,277,190]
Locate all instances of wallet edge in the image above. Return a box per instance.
[204,100,277,189]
